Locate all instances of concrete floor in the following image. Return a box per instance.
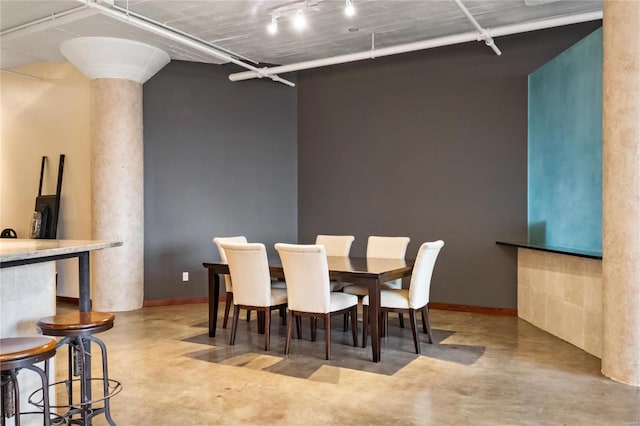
[54,303,639,425]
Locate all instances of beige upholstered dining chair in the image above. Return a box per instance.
[343,236,411,295]
[213,236,248,329]
[315,234,355,291]
[221,242,288,351]
[342,235,411,333]
[275,243,359,360]
[362,240,444,354]
[315,235,355,256]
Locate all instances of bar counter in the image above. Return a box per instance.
[1,239,122,336]
[1,239,121,424]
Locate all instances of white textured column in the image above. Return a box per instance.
[601,0,640,386]
[91,78,144,311]
[60,37,169,311]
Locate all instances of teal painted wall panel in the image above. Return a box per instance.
[528,28,602,251]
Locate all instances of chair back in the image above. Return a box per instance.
[409,241,444,309]
[315,235,355,257]
[213,236,248,292]
[367,236,410,289]
[220,242,272,307]
[366,236,410,259]
[275,243,331,314]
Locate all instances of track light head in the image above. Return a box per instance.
[293,9,306,30]
[267,16,278,34]
[345,0,356,17]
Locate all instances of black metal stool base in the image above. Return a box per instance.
[37,312,120,426]
[29,377,122,425]
[50,335,119,426]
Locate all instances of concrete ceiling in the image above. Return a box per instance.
[1,0,603,72]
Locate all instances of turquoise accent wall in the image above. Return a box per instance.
[528,28,602,252]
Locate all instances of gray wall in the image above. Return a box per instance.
[297,22,601,309]
[143,61,297,301]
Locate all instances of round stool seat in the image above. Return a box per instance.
[1,337,57,369]
[1,337,56,425]
[38,311,115,337]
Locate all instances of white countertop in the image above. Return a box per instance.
[0,239,122,263]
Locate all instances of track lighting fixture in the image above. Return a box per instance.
[266,0,356,35]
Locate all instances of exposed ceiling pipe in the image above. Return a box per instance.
[109,3,259,66]
[0,69,47,81]
[453,0,502,56]
[76,0,295,87]
[229,10,601,83]
[0,5,97,41]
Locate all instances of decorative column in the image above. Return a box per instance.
[601,0,640,386]
[61,37,169,311]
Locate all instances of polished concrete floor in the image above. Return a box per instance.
[54,303,639,425]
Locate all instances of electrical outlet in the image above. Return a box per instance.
[182,272,189,282]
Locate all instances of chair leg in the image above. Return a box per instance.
[422,306,433,344]
[284,310,293,355]
[223,292,233,329]
[230,305,240,345]
[350,306,358,347]
[311,317,317,342]
[362,305,369,348]
[295,315,302,339]
[343,312,348,332]
[246,310,251,322]
[379,312,388,337]
[324,313,331,360]
[409,309,420,354]
[279,307,286,325]
[264,309,271,351]
[399,313,405,328]
[421,308,427,334]
[384,312,389,336]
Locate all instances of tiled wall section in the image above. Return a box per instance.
[517,248,603,358]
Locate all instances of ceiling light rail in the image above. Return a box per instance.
[453,0,501,56]
[229,10,602,83]
[77,0,295,87]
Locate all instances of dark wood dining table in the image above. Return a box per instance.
[202,256,414,363]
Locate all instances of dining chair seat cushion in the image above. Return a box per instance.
[342,284,368,296]
[329,281,345,292]
[271,280,287,289]
[343,281,401,297]
[330,292,359,312]
[363,289,416,310]
[269,288,288,306]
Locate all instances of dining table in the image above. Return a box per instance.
[202,255,414,363]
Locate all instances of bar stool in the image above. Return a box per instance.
[37,312,121,426]
[1,336,57,426]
